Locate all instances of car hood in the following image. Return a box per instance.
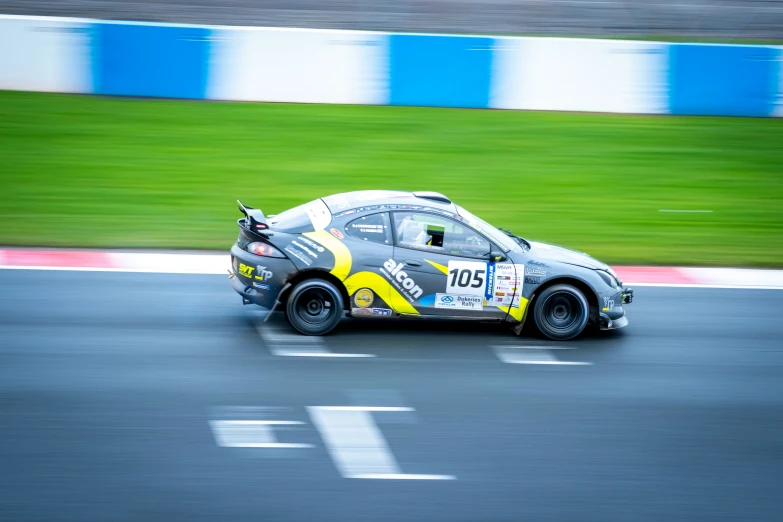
[528,241,610,271]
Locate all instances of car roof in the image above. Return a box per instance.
[321,190,458,214]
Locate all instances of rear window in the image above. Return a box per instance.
[268,199,332,233]
[345,212,392,245]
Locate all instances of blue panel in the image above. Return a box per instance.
[668,44,779,117]
[389,35,493,108]
[93,23,211,99]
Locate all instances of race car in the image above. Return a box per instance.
[229,190,633,340]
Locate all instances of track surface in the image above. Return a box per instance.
[2,270,783,521]
[2,0,782,38]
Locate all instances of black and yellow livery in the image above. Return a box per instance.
[230,191,633,340]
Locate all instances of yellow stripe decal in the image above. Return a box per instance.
[303,230,352,281]
[343,271,419,315]
[498,297,529,322]
[424,259,449,275]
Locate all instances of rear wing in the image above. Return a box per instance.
[237,200,270,233]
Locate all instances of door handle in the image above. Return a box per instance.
[403,260,422,267]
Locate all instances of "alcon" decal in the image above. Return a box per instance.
[381,259,423,300]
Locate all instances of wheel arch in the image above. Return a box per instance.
[282,269,351,310]
[530,276,600,324]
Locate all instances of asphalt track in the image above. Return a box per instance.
[3,0,782,38]
[1,270,783,521]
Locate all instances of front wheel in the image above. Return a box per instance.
[532,284,589,341]
[285,279,344,335]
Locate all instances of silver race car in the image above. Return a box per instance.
[230,190,633,340]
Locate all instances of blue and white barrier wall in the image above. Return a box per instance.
[1,15,781,117]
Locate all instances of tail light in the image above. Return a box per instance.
[246,241,286,258]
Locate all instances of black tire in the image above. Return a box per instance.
[285,279,344,335]
[532,284,589,341]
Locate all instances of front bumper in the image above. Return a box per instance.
[597,286,633,330]
[599,314,628,330]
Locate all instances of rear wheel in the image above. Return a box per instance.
[285,279,344,335]
[533,284,589,341]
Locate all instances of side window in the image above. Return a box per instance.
[345,212,392,245]
[393,212,490,258]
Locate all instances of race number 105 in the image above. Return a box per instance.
[446,261,487,296]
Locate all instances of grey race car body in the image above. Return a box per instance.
[230,190,633,339]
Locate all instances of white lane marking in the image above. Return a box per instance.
[680,267,783,289]
[658,210,713,213]
[217,420,305,425]
[254,319,375,358]
[270,348,375,359]
[307,406,455,481]
[493,344,574,350]
[0,266,177,273]
[348,474,456,480]
[313,406,413,412]
[623,282,783,290]
[217,443,312,448]
[209,420,314,449]
[492,346,592,365]
[260,333,323,344]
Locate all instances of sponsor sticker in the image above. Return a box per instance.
[284,246,313,266]
[253,282,271,290]
[493,263,525,307]
[434,293,483,310]
[238,263,253,278]
[526,260,549,275]
[290,240,319,259]
[330,228,344,240]
[484,263,495,301]
[371,308,392,316]
[381,259,423,302]
[296,236,325,253]
[354,288,374,308]
[351,307,373,317]
[254,265,273,281]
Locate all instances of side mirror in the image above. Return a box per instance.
[490,251,507,262]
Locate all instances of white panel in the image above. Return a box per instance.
[0,15,92,93]
[208,28,388,105]
[775,46,783,117]
[491,37,668,114]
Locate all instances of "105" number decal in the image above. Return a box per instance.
[446,261,487,296]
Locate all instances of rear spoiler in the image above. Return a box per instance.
[237,200,271,234]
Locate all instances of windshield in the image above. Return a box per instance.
[456,205,520,253]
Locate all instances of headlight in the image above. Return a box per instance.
[596,270,619,289]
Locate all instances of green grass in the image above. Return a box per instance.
[1,90,782,266]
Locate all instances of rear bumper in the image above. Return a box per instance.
[230,244,298,309]
[230,275,275,309]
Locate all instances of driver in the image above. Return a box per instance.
[397,218,432,248]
